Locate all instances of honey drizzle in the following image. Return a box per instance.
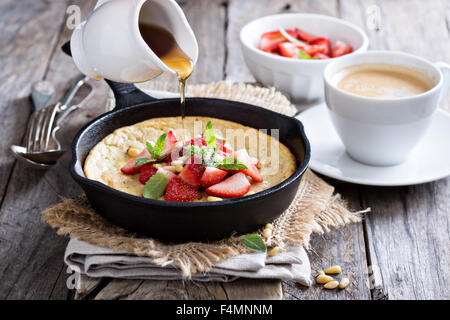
[138,23,193,120]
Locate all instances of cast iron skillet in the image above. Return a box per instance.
[64,46,311,242]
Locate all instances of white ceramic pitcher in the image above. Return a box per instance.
[70,0,198,83]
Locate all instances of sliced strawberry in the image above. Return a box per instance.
[178,163,206,188]
[234,149,263,182]
[159,130,177,159]
[295,28,318,42]
[278,42,298,58]
[156,167,176,181]
[259,29,297,53]
[121,148,152,174]
[331,40,353,58]
[245,165,263,182]
[200,167,228,188]
[311,52,330,60]
[217,139,234,155]
[206,172,251,198]
[165,177,201,202]
[278,42,323,58]
[138,163,158,185]
[308,37,331,56]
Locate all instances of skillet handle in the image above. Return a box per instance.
[61,41,157,110]
[104,80,157,110]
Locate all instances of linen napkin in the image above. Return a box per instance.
[65,238,312,285]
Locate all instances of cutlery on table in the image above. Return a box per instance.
[11,75,94,168]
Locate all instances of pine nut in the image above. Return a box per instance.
[153,163,163,169]
[323,280,339,289]
[318,270,325,276]
[265,223,273,230]
[256,162,262,169]
[164,166,176,172]
[316,274,334,284]
[262,228,272,239]
[339,277,350,289]
[325,265,342,274]
[207,196,223,202]
[175,165,184,173]
[171,159,184,167]
[127,147,140,158]
[268,247,279,257]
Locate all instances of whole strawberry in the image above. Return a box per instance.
[165,177,201,202]
[139,163,158,185]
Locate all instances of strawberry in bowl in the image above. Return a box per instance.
[240,13,368,102]
[260,27,351,60]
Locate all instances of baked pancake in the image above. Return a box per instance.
[84,116,297,200]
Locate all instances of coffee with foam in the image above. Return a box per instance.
[336,63,434,98]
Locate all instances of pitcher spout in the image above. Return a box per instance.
[139,0,198,66]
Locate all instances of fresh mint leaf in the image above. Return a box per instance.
[146,141,155,158]
[142,173,168,199]
[205,121,215,149]
[146,133,167,159]
[135,157,154,167]
[242,234,266,253]
[297,49,313,60]
[154,133,167,158]
[217,157,247,170]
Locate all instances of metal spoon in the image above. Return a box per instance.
[10,145,61,168]
[11,75,93,168]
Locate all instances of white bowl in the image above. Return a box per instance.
[240,13,369,103]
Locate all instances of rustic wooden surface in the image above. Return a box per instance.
[0,0,448,300]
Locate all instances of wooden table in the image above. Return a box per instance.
[0,0,449,300]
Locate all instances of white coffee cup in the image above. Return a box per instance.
[70,0,198,83]
[324,51,450,166]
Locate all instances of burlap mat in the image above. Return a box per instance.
[43,81,369,277]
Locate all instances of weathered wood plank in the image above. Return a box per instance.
[340,0,450,300]
[225,0,339,82]
[282,184,371,300]
[359,182,450,300]
[0,0,104,300]
[221,279,282,300]
[92,278,281,300]
[0,0,70,216]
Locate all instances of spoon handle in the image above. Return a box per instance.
[59,75,90,110]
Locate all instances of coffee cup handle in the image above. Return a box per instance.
[436,62,450,104]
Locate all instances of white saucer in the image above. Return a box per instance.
[296,103,450,186]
